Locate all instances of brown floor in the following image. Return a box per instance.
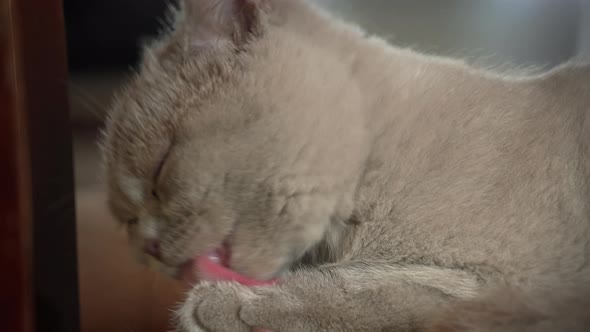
[76,189,185,332]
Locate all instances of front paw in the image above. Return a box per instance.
[176,281,305,332]
[177,281,256,332]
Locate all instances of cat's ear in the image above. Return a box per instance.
[181,0,267,48]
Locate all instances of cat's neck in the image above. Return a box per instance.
[291,2,475,263]
[296,2,446,136]
[350,40,420,135]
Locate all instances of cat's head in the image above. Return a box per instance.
[101,0,366,280]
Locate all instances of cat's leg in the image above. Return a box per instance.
[175,263,481,332]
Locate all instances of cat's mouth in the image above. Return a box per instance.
[177,240,279,286]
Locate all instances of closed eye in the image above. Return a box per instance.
[153,149,169,184]
[152,143,173,200]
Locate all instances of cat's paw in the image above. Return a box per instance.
[176,281,306,332]
[177,281,252,332]
[177,281,286,332]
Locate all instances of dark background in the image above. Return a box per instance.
[64,0,173,71]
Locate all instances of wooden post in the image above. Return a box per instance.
[1,0,80,331]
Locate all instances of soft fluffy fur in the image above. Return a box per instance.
[428,282,590,332]
[101,0,590,331]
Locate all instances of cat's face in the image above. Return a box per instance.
[101,0,366,280]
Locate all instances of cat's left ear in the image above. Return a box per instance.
[181,0,268,48]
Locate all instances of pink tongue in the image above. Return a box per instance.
[178,249,277,332]
[192,248,278,287]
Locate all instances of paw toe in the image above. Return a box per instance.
[179,282,253,332]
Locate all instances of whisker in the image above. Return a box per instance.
[68,81,111,121]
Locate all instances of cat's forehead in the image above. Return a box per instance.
[102,79,176,184]
[102,0,296,184]
[103,56,235,183]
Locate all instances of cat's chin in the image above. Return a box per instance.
[177,246,279,287]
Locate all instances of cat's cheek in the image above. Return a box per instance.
[228,240,290,281]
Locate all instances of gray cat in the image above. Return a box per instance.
[101,0,590,331]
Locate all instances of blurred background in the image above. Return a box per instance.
[66,1,590,331]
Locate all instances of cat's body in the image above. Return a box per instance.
[429,284,590,332]
[101,0,590,331]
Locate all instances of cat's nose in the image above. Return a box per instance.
[143,239,161,259]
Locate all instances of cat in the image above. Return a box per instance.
[100,0,590,331]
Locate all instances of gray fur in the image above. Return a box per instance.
[101,0,590,331]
